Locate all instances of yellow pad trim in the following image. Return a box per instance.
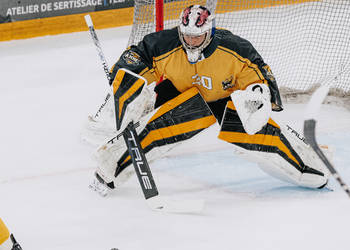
[218,131,299,166]
[120,88,215,165]
[226,100,236,110]
[220,100,296,165]
[0,218,10,245]
[142,116,216,149]
[226,100,236,111]
[113,69,146,121]
[118,78,145,120]
[113,68,126,94]
[121,115,216,166]
[148,87,200,123]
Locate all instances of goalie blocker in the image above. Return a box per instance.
[93,69,329,193]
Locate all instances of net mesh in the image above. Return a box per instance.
[128,0,350,97]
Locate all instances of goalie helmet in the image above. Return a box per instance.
[178,5,215,63]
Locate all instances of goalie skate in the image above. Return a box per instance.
[89,166,135,197]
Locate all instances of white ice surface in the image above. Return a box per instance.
[1,26,350,250]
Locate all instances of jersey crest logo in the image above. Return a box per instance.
[191,74,212,90]
[122,50,141,65]
[222,75,234,90]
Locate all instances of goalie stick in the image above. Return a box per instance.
[118,121,204,213]
[85,15,204,213]
[304,86,350,198]
[10,234,22,250]
[84,14,112,120]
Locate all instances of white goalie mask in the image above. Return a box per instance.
[178,5,215,63]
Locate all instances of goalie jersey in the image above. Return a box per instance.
[109,27,283,111]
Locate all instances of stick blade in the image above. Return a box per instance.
[304,85,329,121]
[303,87,350,198]
[146,196,205,214]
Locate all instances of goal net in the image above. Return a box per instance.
[127,0,350,103]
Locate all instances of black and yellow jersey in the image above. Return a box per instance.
[110,27,283,111]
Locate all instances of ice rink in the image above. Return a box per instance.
[1,25,350,250]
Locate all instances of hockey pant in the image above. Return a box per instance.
[114,87,328,189]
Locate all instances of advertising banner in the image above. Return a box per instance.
[0,0,134,23]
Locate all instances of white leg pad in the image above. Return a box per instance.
[93,110,154,186]
[231,124,330,189]
[280,123,330,186]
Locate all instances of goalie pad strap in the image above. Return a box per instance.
[219,101,306,172]
[116,87,216,174]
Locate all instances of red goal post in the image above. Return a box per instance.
[128,0,350,102]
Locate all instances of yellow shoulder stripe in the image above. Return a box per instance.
[153,46,183,63]
[217,46,266,82]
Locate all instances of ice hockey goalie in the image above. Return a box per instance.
[87,5,329,196]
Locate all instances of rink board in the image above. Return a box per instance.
[0,7,134,42]
[0,0,318,42]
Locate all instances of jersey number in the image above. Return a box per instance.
[192,74,212,90]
